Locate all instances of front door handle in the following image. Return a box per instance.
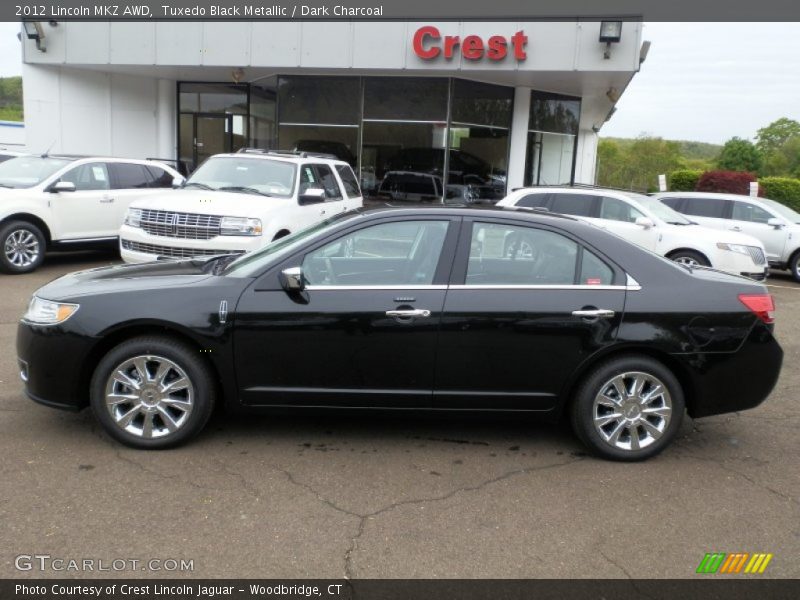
[731,226,742,232]
[571,309,615,318]
[386,309,431,318]
[100,196,114,203]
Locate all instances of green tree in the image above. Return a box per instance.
[755,118,800,155]
[597,136,683,191]
[716,137,763,173]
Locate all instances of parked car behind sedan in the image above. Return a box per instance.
[18,207,782,461]
[498,186,769,280]
[654,191,800,282]
[0,155,182,273]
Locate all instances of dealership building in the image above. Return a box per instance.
[19,20,645,195]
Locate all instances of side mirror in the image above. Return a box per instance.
[298,188,326,205]
[280,266,305,292]
[635,216,655,229]
[172,177,184,189]
[50,181,76,193]
[767,217,784,229]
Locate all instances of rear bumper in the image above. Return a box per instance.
[684,323,783,418]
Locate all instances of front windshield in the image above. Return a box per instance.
[185,156,297,198]
[0,156,72,189]
[630,193,693,224]
[760,197,800,224]
[224,212,360,277]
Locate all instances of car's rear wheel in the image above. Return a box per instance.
[0,220,46,274]
[90,336,215,449]
[570,355,685,461]
[669,250,709,268]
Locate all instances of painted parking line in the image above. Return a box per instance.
[766,283,800,290]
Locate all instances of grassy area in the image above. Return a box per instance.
[0,106,23,122]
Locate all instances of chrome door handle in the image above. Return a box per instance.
[100,197,114,203]
[731,226,742,231]
[386,309,431,318]
[572,309,615,318]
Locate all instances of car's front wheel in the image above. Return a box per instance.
[570,355,685,461]
[788,251,800,282]
[669,249,709,268]
[90,336,216,449]
[0,220,46,274]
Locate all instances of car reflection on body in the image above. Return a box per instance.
[17,207,782,460]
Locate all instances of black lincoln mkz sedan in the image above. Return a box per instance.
[17,207,783,460]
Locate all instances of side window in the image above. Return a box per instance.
[298,165,317,196]
[599,196,645,223]
[303,220,449,286]
[684,197,727,218]
[60,162,110,191]
[732,201,773,224]
[516,193,549,208]
[579,250,614,286]
[335,165,361,198]
[313,164,342,201]
[110,163,152,190]
[549,193,597,217]
[467,222,578,285]
[146,166,175,188]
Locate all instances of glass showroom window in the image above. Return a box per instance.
[277,76,360,169]
[363,77,449,199]
[250,77,277,152]
[524,91,581,186]
[449,79,513,201]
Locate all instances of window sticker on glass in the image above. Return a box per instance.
[478,227,507,258]
[586,278,602,285]
[304,167,316,182]
[92,166,107,181]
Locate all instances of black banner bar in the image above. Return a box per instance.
[3,580,800,600]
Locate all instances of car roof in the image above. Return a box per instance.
[356,204,579,224]
[653,191,759,201]
[510,185,648,200]
[219,149,350,165]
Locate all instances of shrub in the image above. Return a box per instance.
[669,169,702,191]
[758,177,800,212]
[696,170,760,195]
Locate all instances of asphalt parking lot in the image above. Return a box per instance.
[1,251,798,579]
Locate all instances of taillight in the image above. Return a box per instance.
[738,293,775,324]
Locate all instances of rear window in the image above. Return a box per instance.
[550,193,597,217]
[110,163,152,189]
[659,196,682,210]
[335,164,361,198]
[684,197,727,218]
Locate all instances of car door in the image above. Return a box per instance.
[49,162,118,240]
[433,217,626,411]
[335,164,363,211]
[296,163,346,228]
[593,195,658,251]
[108,162,160,227]
[233,216,459,408]
[728,199,788,263]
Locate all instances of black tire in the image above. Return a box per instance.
[570,355,685,461]
[668,249,710,268]
[789,251,800,283]
[90,336,216,449]
[0,220,46,274]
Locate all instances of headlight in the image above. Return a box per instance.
[124,208,143,228]
[22,297,79,325]
[220,217,262,236]
[716,242,751,256]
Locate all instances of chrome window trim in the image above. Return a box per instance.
[305,285,448,291]
[450,284,633,291]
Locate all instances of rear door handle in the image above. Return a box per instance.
[386,309,431,318]
[571,309,615,318]
[100,197,114,203]
[731,226,742,231]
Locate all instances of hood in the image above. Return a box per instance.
[34,257,221,301]
[129,188,290,217]
[668,223,765,248]
[0,186,37,199]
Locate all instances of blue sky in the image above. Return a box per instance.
[1,22,798,144]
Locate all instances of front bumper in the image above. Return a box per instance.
[711,249,768,281]
[16,320,94,410]
[119,225,263,263]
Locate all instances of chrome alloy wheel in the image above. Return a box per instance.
[4,228,40,268]
[592,371,673,452]
[104,355,194,439]
[673,256,700,268]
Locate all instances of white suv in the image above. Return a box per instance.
[655,191,800,281]
[0,155,183,273]
[497,187,769,280]
[120,150,363,263]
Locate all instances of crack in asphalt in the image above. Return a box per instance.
[273,457,585,579]
[680,452,799,507]
[598,549,656,599]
